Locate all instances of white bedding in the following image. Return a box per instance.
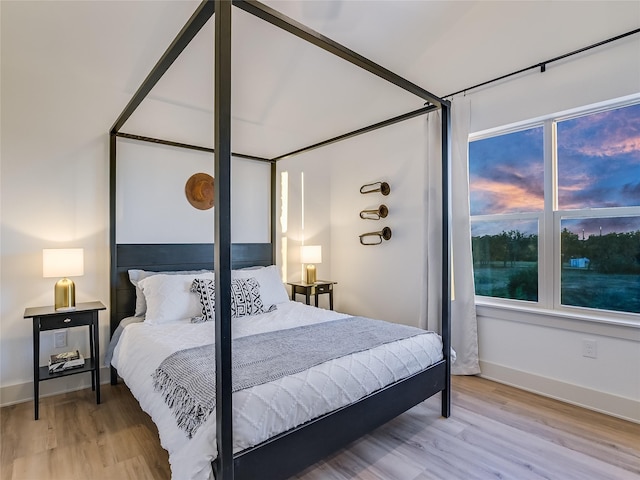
[111,301,444,480]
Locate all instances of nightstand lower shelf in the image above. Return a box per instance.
[38,358,96,383]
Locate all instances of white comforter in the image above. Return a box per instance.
[111,301,444,480]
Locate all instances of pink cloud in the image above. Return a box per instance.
[559,105,640,158]
[472,178,543,214]
[570,134,640,157]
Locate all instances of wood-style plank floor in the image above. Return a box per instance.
[1,376,638,479]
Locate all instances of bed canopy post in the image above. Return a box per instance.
[109,132,118,386]
[440,101,452,418]
[213,0,234,478]
[270,161,277,262]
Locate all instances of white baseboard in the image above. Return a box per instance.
[479,360,639,424]
[0,367,112,408]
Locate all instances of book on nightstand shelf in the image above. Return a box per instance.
[48,350,85,373]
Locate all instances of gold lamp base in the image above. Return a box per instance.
[54,278,76,311]
[305,264,317,284]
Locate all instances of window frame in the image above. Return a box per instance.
[469,96,640,322]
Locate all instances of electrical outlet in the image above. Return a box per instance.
[54,330,67,349]
[582,339,597,358]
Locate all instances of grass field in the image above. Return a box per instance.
[473,261,536,301]
[473,262,640,314]
[561,268,640,314]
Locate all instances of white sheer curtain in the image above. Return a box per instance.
[424,96,480,375]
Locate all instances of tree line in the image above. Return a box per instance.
[472,229,640,275]
[560,228,640,274]
[471,230,537,266]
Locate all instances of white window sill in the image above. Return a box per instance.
[475,299,640,341]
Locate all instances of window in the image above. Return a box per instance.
[469,100,640,316]
[469,127,543,303]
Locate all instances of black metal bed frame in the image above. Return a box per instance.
[109,1,451,479]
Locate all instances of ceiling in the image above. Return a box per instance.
[2,1,639,159]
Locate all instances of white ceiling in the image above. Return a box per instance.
[2,1,639,159]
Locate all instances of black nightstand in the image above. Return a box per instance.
[288,281,337,310]
[24,301,105,420]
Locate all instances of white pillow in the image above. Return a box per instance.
[138,272,214,325]
[128,269,210,316]
[232,265,289,308]
[231,265,289,310]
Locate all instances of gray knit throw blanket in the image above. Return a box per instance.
[152,316,431,438]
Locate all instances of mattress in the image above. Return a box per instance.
[111,301,444,480]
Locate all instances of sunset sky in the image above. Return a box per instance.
[469,102,640,236]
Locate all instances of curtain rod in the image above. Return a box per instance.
[443,27,640,99]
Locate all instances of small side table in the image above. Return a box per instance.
[24,301,105,420]
[288,281,337,310]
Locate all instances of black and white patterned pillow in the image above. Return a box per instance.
[190,278,215,323]
[230,277,265,318]
[191,277,266,322]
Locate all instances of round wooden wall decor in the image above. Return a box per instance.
[185,173,214,210]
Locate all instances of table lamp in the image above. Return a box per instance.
[43,248,84,311]
[300,245,322,284]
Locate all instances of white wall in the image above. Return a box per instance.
[0,135,110,405]
[477,307,640,421]
[275,152,333,308]
[117,138,271,244]
[278,116,427,325]
[330,118,427,326]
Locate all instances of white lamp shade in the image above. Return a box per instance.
[300,245,322,264]
[43,248,84,278]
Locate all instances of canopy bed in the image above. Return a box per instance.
[109,1,452,479]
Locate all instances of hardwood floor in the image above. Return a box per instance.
[1,376,638,479]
